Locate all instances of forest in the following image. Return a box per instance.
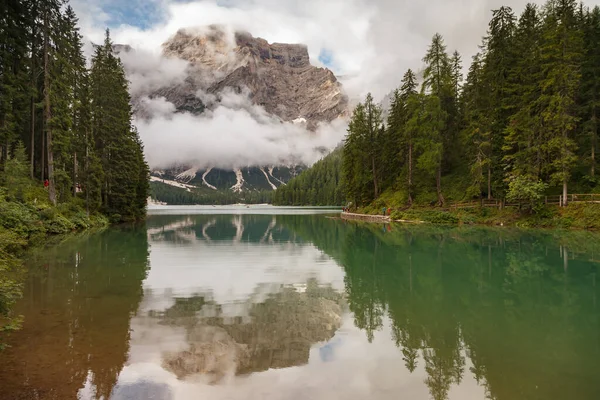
[150,181,273,205]
[272,148,344,206]
[1,0,149,344]
[278,0,600,211]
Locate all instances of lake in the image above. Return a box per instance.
[1,206,599,400]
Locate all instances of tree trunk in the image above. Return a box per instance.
[40,129,45,181]
[592,137,596,179]
[73,152,77,197]
[30,96,35,179]
[408,141,413,205]
[43,9,56,205]
[30,11,37,179]
[487,165,492,200]
[436,166,445,206]
[563,179,568,207]
[85,130,89,215]
[372,156,378,199]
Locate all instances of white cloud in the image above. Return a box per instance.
[135,92,346,170]
[70,0,600,169]
[72,0,600,100]
[117,48,190,96]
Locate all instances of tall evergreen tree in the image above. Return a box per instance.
[462,53,493,198]
[580,6,600,179]
[503,3,544,181]
[482,6,517,198]
[538,0,583,205]
[90,29,149,220]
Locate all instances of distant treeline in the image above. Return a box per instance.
[272,148,344,206]
[150,182,273,205]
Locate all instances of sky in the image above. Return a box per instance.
[71,0,600,99]
[69,0,600,169]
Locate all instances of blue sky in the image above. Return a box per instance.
[99,0,167,29]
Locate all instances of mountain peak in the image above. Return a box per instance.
[155,25,348,127]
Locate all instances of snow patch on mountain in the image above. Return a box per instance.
[176,166,200,183]
[150,176,196,192]
[202,168,218,190]
[260,168,278,190]
[230,169,245,193]
[268,167,286,186]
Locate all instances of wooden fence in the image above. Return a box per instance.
[449,194,600,210]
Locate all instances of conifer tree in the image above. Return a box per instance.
[422,35,451,205]
[580,6,600,179]
[538,0,583,205]
[90,29,149,220]
[503,4,544,181]
[462,53,493,198]
[398,70,419,204]
[481,6,517,198]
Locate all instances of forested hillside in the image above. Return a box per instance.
[284,1,600,211]
[1,0,149,344]
[1,1,149,220]
[150,181,272,205]
[272,148,344,206]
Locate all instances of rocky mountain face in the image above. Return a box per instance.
[157,26,348,128]
[120,25,348,194]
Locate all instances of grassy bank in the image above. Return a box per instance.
[0,186,108,349]
[355,202,600,230]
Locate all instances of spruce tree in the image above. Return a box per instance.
[538,0,583,205]
[481,6,517,198]
[90,29,148,220]
[580,6,600,179]
[503,4,544,181]
[398,70,418,204]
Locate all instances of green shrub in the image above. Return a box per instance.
[42,212,76,234]
[0,200,44,239]
[422,211,459,225]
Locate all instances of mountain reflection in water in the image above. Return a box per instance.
[1,210,599,400]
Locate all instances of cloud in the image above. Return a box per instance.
[116,48,190,96]
[70,0,600,170]
[135,91,347,170]
[73,0,600,100]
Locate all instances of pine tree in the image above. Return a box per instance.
[538,0,583,205]
[397,69,418,204]
[422,34,451,205]
[90,29,148,220]
[415,94,446,206]
[503,4,544,181]
[0,0,29,165]
[580,6,600,179]
[482,6,517,199]
[462,53,493,199]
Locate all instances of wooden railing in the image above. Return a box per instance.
[562,194,600,204]
[449,194,600,210]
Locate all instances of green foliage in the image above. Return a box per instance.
[273,148,344,206]
[392,209,459,225]
[288,0,600,220]
[342,94,385,206]
[151,181,273,205]
[506,175,549,212]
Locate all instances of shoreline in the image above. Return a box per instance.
[340,203,600,231]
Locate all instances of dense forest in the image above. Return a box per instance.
[272,148,344,206]
[150,181,272,205]
[1,0,149,345]
[1,0,149,220]
[281,0,600,211]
